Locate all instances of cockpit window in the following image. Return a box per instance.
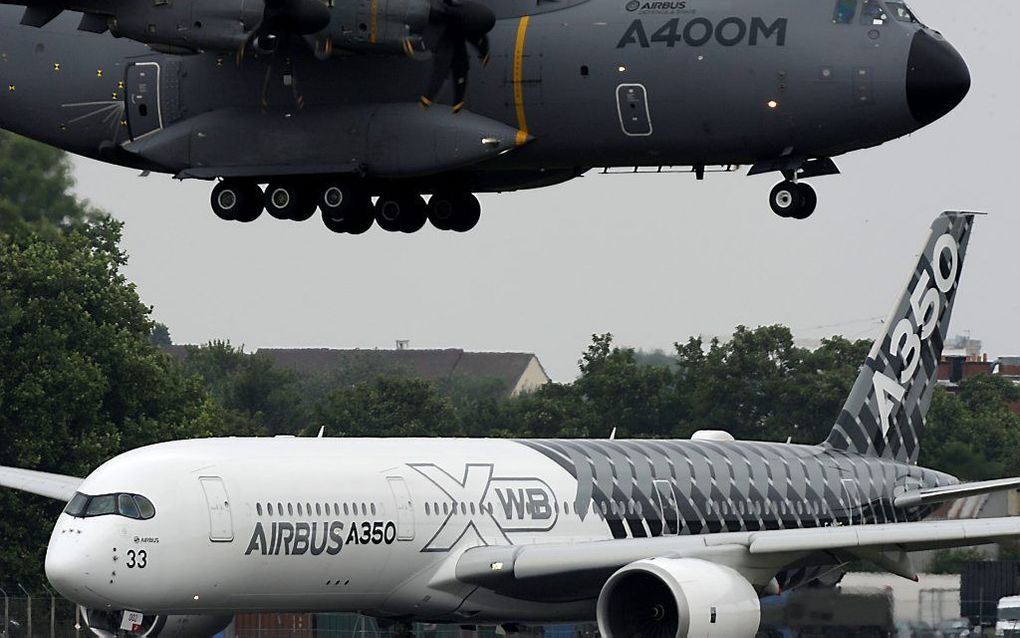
[86,494,118,516]
[833,0,858,24]
[885,2,918,23]
[860,0,889,25]
[64,492,88,517]
[118,494,140,519]
[134,495,156,519]
[64,491,155,520]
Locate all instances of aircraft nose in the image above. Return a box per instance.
[44,528,93,601]
[906,30,971,126]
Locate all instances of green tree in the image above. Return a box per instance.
[0,132,99,237]
[313,376,460,438]
[0,219,235,588]
[179,341,301,435]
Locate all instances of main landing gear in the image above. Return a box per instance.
[209,178,483,234]
[769,180,817,220]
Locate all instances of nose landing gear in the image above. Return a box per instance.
[769,181,817,220]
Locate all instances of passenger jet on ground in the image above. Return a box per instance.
[3,211,1019,638]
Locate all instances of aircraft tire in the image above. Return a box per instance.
[321,210,348,234]
[375,191,424,233]
[769,181,803,219]
[449,193,481,232]
[427,191,457,231]
[211,180,262,222]
[344,205,375,235]
[791,183,817,220]
[265,181,310,221]
[399,194,428,233]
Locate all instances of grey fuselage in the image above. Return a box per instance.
[0,0,956,190]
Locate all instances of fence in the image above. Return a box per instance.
[0,587,82,637]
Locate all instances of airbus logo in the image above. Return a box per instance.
[409,463,559,552]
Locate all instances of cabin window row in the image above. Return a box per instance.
[254,501,382,518]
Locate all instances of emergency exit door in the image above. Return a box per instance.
[125,62,163,140]
[199,476,234,542]
[616,84,653,136]
[387,477,415,541]
[654,479,680,536]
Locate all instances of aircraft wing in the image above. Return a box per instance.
[0,465,82,501]
[452,517,1020,593]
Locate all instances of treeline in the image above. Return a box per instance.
[1,133,1019,588]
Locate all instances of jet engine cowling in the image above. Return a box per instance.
[596,558,761,638]
[80,607,233,638]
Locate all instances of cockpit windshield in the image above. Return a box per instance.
[64,492,155,520]
[860,0,889,26]
[885,2,920,23]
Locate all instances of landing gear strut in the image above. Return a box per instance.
[769,181,817,220]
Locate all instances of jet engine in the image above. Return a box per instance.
[80,607,233,638]
[596,558,761,638]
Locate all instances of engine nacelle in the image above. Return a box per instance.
[81,607,233,638]
[596,558,761,638]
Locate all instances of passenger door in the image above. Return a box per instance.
[387,477,415,541]
[199,476,234,542]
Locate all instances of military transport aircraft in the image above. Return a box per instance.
[2,212,1017,638]
[0,0,969,233]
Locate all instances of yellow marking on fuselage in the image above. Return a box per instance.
[512,15,531,146]
[370,0,378,44]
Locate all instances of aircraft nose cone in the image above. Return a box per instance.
[906,30,970,126]
[45,533,89,600]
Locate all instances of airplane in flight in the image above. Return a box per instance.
[0,0,969,233]
[2,212,1015,638]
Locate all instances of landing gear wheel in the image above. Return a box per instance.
[427,191,457,231]
[320,183,374,234]
[375,191,427,233]
[211,180,263,222]
[769,181,816,220]
[792,183,817,220]
[449,192,481,232]
[265,181,314,221]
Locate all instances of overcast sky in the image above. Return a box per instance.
[70,1,1018,381]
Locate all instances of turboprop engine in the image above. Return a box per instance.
[80,607,233,638]
[596,558,761,637]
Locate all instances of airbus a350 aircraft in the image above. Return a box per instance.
[3,212,1018,638]
[0,0,970,232]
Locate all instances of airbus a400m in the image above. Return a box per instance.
[0,0,969,232]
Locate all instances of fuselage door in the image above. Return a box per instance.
[199,476,234,542]
[387,477,415,541]
[841,478,863,525]
[616,84,653,137]
[654,479,680,536]
[125,62,163,140]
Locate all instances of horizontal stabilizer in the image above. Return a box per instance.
[893,477,1020,508]
[0,466,82,501]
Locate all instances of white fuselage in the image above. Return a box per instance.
[46,437,613,622]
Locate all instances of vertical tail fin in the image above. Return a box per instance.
[824,212,979,463]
